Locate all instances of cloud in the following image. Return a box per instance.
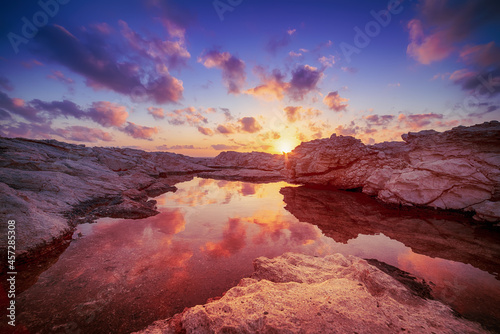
[0,96,40,123]
[87,101,129,127]
[198,49,246,94]
[288,65,323,101]
[341,67,358,73]
[197,126,214,136]
[323,91,349,112]
[398,113,443,130]
[407,19,454,65]
[247,65,322,101]
[364,114,395,126]
[216,124,235,135]
[121,122,158,140]
[157,144,202,150]
[211,144,240,150]
[148,106,165,120]
[166,107,208,126]
[0,109,12,120]
[35,24,184,104]
[245,67,290,100]
[221,107,234,121]
[56,125,113,142]
[334,122,359,136]
[407,0,500,65]
[284,106,321,123]
[119,20,190,70]
[47,70,74,85]
[239,117,262,133]
[318,55,335,67]
[459,42,500,67]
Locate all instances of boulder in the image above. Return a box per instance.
[135,253,487,334]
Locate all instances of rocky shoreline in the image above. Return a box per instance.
[0,121,499,333]
[134,253,489,334]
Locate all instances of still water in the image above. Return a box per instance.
[11,178,500,333]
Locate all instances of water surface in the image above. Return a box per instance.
[11,177,500,333]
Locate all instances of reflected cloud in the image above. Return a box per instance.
[201,218,247,258]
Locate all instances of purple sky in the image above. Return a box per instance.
[1,0,499,156]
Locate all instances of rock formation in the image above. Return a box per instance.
[280,185,500,279]
[0,137,213,262]
[135,252,488,334]
[285,121,500,222]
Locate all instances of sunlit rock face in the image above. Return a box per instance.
[285,121,500,222]
[0,138,211,260]
[135,253,487,334]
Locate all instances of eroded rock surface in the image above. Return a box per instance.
[0,138,212,261]
[285,121,500,221]
[135,253,488,334]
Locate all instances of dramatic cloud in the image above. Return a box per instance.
[35,24,184,104]
[288,65,323,101]
[87,101,129,127]
[0,91,45,122]
[323,91,349,112]
[121,122,159,140]
[147,107,165,120]
[334,122,359,136]
[198,49,246,94]
[166,107,208,126]
[407,0,500,64]
[407,19,454,65]
[197,126,214,136]
[246,67,289,100]
[239,117,262,133]
[247,65,322,101]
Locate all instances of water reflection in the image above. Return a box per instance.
[11,178,500,333]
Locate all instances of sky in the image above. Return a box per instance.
[0,0,499,157]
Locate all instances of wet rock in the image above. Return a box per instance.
[135,253,488,334]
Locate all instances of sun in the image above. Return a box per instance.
[276,139,295,154]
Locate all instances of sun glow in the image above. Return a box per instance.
[276,139,295,154]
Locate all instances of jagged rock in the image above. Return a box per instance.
[135,253,487,334]
[285,122,500,221]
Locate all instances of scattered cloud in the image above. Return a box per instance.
[56,125,113,142]
[121,122,159,140]
[87,101,129,127]
[148,106,165,120]
[166,107,209,126]
[318,55,335,67]
[323,91,349,112]
[198,126,214,136]
[284,106,321,123]
[239,117,262,133]
[198,49,246,94]
[266,29,295,55]
[398,113,443,130]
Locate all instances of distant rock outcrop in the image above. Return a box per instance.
[285,121,500,222]
[135,253,487,334]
